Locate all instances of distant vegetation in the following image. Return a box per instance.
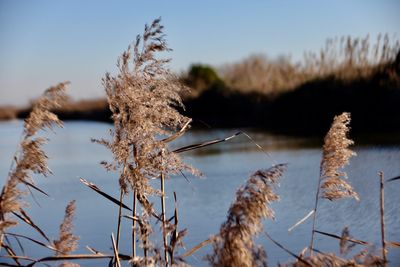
[218,35,400,95]
[1,35,399,136]
[181,35,400,134]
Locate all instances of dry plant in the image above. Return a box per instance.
[54,200,80,267]
[285,250,385,267]
[219,35,400,94]
[54,200,79,255]
[0,82,79,267]
[0,82,68,238]
[310,112,358,253]
[92,17,198,265]
[207,164,287,267]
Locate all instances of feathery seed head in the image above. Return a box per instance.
[207,164,286,267]
[319,112,359,201]
[54,200,79,256]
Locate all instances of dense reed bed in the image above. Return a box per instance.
[0,19,399,267]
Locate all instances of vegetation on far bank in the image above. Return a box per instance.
[1,35,400,136]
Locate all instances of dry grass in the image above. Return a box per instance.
[0,82,69,235]
[92,17,199,265]
[54,200,79,256]
[207,164,286,267]
[310,112,359,254]
[219,35,400,95]
[319,112,358,201]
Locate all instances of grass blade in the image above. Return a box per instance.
[79,178,132,211]
[162,119,192,143]
[12,209,51,242]
[314,230,370,246]
[111,233,121,267]
[265,232,312,266]
[288,209,315,232]
[22,180,49,197]
[387,241,400,248]
[0,254,36,262]
[387,176,400,182]
[173,132,241,153]
[5,232,59,253]
[26,253,131,266]
[180,236,213,258]
[1,239,21,266]
[86,245,103,255]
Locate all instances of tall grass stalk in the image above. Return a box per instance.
[93,17,199,264]
[379,171,387,266]
[0,82,69,255]
[160,171,169,266]
[207,164,286,267]
[310,112,358,254]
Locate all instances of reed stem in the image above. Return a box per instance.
[116,190,123,250]
[309,171,323,255]
[132,190,137,259]
[379,171,387,266]
[161,171,169,267]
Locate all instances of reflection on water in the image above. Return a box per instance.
[0,121,399,266]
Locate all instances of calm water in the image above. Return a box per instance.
[0,121,399,266]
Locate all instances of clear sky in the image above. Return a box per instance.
[0,0,399,105]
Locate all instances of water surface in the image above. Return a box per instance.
[0,121,399,266]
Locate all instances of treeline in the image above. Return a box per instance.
[2,35,400,135]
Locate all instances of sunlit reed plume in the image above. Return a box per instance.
[319,112,358,201]
[310,112,358,255]
[207,164,287,267]
[0,82,69,234]
[94,17,198,203]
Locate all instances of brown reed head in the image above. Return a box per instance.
[94,18,198,209]
[24,82,69,137]
[319,112,358,201]
[0,82,69,234]
[54,200,79,256]
[207,164,287,267]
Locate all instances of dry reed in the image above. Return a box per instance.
[54,200,79,256]
[219,35,400,94]
[309,112,359,253]
[93,17,199,264]
[0,82,69,236]
[207,164,287,267]
[319,112,358,201]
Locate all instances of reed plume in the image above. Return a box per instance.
[93,18,198,263]
[54,200,79,255]
[0,82,69,235]
[95,17,198,202]
[207,164,287,267]
[310,112,358,253]
[319,112,358,201]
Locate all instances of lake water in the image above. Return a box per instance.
[0,121,399,266]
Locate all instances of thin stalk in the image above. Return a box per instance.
[379,171,387,266]
[132,147,139,260]
[116,190,124,250]
[310,168,323,255]
[160,172,169,267]
[132,190,137,259]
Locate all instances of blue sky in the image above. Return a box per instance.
[0,0,399,105]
